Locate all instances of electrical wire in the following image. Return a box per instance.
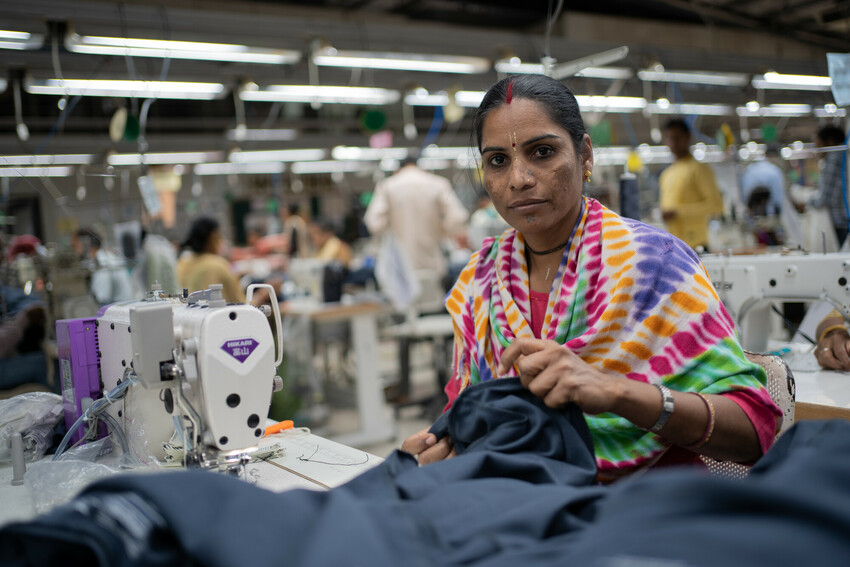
[53,374,138,461]
[770,304,816,345]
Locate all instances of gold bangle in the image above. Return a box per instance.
[683,393,715,451]
[818,324,848,344]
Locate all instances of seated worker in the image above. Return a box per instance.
[814,308,850,370]
[73,227,136,305]
[309,217,352,268]
[402,75,781,482]
[176,216,246,303]
[0,235,49,389]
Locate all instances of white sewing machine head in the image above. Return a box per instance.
[700,251,850,352]
[61,283,283,471]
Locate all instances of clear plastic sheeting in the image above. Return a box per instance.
[0,392,63,464]
[25,437,154,515]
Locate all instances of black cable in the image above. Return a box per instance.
[770,304,816,345]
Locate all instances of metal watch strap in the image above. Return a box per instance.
[649,384,674,433]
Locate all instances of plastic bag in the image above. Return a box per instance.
[25,436,154,515]
[374,234,421,310]
[0,392,63,463]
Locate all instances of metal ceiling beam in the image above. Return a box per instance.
[653,0,850,50]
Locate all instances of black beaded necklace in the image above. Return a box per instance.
[525,238,571,255]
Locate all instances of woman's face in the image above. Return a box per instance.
[207,229,222,254]
[479,98,592,243]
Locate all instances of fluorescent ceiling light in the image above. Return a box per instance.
[454,91,485,107]
[241,85,400,105]
[645,102,733,116]
[66,33,300,65]
[0,166,73,177]
[495,58,633,80]
[752,72,832,91]
[312,47,489,74]
[421,146,479,160]
[331,146,409,160]
[403,90,484,108]
[226,128,297,142]
[815,105,847,118]
[404,91,450,106]
[736,103,812,117]
[592,147,634,166]
[576,95,647,112]
[230,149,326,163]
[0,154,94,166]
[25,79,226,100]
[415,158,453,170]
[195,162,286,176]
[108,152,222,166]
[691,146,726,163]
[291,160,373,174]
[408,91,647,112]
[637,69,749,87]
[0,29,43,50]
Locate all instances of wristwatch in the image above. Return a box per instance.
[649,384,674,433]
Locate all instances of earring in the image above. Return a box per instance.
[584,170,592,183]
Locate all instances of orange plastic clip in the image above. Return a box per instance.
[264,420,295,437]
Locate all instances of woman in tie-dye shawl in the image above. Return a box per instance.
[402,75,781,481]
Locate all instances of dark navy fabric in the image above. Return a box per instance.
[4,378,850,566]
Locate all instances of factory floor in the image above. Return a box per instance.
[304,338,445,459]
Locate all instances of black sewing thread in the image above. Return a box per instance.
[297,445,370,466]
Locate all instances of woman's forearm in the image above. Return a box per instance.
[609,378,763,463]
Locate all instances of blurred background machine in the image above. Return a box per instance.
[701,251,850,352]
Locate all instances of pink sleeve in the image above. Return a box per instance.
[721,390,782,455]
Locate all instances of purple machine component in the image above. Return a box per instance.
[56,317,105,445]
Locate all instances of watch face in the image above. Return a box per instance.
[109,107,128,142]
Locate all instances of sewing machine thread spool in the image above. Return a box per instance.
[11,432,26,486]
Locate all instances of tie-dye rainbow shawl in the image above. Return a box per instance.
[444,196,776,478]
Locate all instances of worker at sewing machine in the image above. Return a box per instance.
[72,227,135,306]
[814,309,850,371]
[177,216,246,303]
[402,74,781,482]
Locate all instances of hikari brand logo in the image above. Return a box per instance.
[221,338,259,363]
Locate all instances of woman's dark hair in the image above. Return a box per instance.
[471,74,587,156]
[817,125,846,147]
[181,216,219,254]
[663,117,690,135]
[75,227,103,250]
[311,216,337,235]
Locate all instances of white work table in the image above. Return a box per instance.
[0,431,382,530]
[770,340,850,421]
[281,299,396,447]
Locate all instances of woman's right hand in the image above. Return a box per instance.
[400,428,456,465]
[816,330,850,371]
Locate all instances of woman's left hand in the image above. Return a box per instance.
[497,337,617,414]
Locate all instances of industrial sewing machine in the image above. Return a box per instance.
[700,250,850,352]
[56,283,283,471]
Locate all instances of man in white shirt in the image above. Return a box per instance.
[364,157,469,282]
[73,228,136,305]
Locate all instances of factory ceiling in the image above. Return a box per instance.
[0,0,846,163]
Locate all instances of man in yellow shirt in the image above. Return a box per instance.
[659,118,724,250]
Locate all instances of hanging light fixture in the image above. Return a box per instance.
[25,78,227,100]
[0,29,43,50]
[240,83,400,105]
[66,32,301,65]
[312,45,489,74]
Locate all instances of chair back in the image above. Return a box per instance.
[702,350,796,479]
